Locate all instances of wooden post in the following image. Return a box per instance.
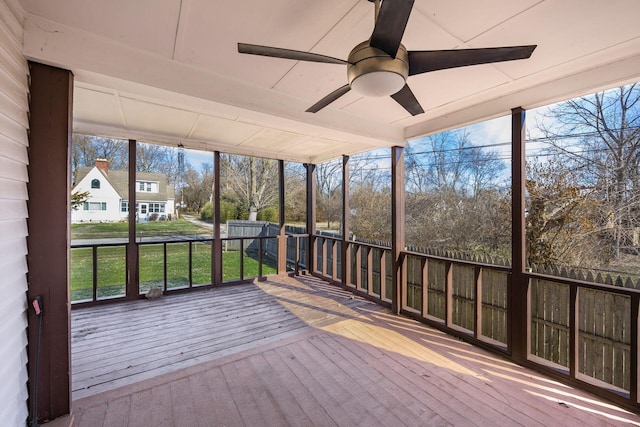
[511,107,529,362]
[391,146,405,314]
[26,61,73,422]
[213,151,222,285]
[341,155,351,285]
[475,267,482,339]
[127,139,139,299]
[631,293,639,403]
[277,159,287,274]
[306,163,317,273]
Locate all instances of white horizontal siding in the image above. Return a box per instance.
[0,0,30,425]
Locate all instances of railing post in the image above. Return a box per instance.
[445,261,453,326]
[240,238,244,280]
[342,155,350,285]
[391,146,405,314]
[213,151,222,285]
[421,258,428,318]
[277,159,287,274]
[475,267,482,339]
[92,246,98,302]
[126,139,139,299]
[380,249,387,301]
[163,243,168,291]
[355,244,362,289]
[631,293,639,403]
[321,238,327,276]
[306,163,317,274]
[188,241,193,288]
[569,285,578,379]
[367,247,373,294]
[295,236,300,274]
[511,107,529,362]
[259,238,264,278]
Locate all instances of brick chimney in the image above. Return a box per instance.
[95,158,108,175]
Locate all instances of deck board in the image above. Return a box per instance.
[72,275,640,426]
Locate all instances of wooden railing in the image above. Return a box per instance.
[70,231,640,410]
[312,235,640,412]
[70,234,309,305]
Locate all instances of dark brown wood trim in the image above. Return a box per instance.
[277,160,287,274]
[569,285,578,378]
[306,163,317,273]
[213,151,222,285]
[445,261,453,327]
[26,61,73,423]
[511,107,528,362]
[631,294,639,403]
[126,139,139,299]
[341,155,350,285]
[391,146,405,314]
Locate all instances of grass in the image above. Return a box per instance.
[70,243,277,301]
[71,219,207,240]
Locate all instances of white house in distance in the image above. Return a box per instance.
[72,159,175,223]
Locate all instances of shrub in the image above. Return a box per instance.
[220,200,238,222]
[200,201,213,221]
[257,206,278,222]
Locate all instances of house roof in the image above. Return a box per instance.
[19,0,640,164]
[75,167,173,202]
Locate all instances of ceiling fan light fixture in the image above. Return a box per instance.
[347,41,409,98]
[350,70,406,97]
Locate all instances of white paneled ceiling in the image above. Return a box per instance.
[19,0,640,163]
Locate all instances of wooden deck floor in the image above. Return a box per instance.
[72,275,640,426]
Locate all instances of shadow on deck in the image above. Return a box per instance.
[71,275,640,426]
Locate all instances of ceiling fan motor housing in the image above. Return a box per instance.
[347,40,409,97]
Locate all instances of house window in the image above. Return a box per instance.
[148,203,166,213]
[85,202,107,211]
[136,181,158,193]
[121,201,128,212]
[91,179,100,189]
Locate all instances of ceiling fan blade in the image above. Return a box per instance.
[370,0,415,58]
[306,85,351,113]
[238,43,348,65]
[408,45,537,76]
[391,84,424,116]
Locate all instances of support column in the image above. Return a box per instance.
[277,160,287,274]
[213,151,222,285]
[341,155,350,285]
[126,139,139,299]
[391,146,405,314]
[26,62,73,422]
[306,163,317,273]
[511,107,529,361]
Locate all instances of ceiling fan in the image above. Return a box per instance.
[238,0,536,116]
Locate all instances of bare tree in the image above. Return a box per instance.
[525,158,608,267]
[404,130,509,258]
[284,162,306,223]
[535,84,640,258]
[316,159,342,229]
[181,163,214,212]
[72,134,127,182]
[220,155,279,220]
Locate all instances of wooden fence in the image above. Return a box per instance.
[316,237,635,393]
[226,221,308,272]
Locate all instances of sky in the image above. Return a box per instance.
[182,107,553,173]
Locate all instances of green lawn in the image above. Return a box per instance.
[70,243,277,301]
[71,219,208,240]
